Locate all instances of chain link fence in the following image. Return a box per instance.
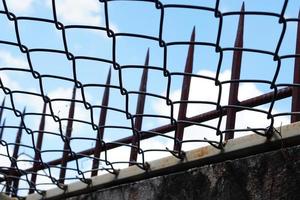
[0,0,299,198]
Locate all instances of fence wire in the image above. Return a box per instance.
[0,0,299,198]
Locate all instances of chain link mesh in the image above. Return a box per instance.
[0,0,299,198]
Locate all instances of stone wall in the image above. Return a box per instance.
[66,145,300,200]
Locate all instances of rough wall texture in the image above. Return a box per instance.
[66,145,300,200]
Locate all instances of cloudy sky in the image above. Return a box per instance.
[0,0,300,196]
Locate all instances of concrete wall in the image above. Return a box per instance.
[66,144,300,200]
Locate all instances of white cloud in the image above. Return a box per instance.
[0,49,29,100]
[0,145,33,170]
[0,72,21,91]
[154,69,279,121]
[101,146,130,170]
[138,138,172,162]
[0,145,12,167]
[0,50,29,69]
[16,153,33,170]
[153,70,225,118]
[44,87,91,135]
[0,50,31,107]
[4,0,34,14]
[48,0,102,26]
[34,174,56,191]
[152,69,290,152]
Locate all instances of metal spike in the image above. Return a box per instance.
[234,3,244,48]
[0,98,5,124]
[92,68,111,177]
[225,3,245,140]
[12,108,26,162]
[129,49,150,165]
[134,49,149,131]
[59,86,76,184]
[7,108,26,196]
[29,102,47,193]
[0,119,6,140]
[174,27,196,152]
[291,9,300,123]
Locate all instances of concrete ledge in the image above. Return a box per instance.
[0,193,18,200]
[65,141,300,200]
[26,121,300,200]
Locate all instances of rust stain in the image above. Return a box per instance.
[193,146,209,158]
[128,189,139,200]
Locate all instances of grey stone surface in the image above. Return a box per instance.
[66,145,300,200]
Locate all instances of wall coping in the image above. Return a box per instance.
[26,121,300,200]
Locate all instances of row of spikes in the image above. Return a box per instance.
[1,2,300,196]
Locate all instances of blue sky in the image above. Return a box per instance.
[0,0,300,195]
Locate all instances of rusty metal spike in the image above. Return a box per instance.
[225,3,245,140]
[174,27,196,152]
[12,108,26,160]
[235,3,244,47]
[0,99,5,142]
[0,119,6,140]
[134,49,149,131]
[29,101,47,193]
[59,86,76,184]
[129,49,150,165]
[291,9,300,123]
[91,68,112,177]
[7,108,26,196]
[0,98,5,124]
[144,48,150,69]
[65,86,77,140]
